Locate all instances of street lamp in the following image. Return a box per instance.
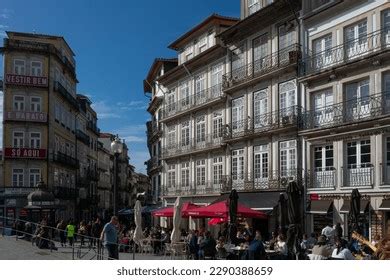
[111,135,123,216]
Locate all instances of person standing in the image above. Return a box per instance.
[66,220,75,246]
[57,220,67,247]
[91,218,103,247]
[100,216,119,260]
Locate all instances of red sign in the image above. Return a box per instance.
[4,148,47,159]
[5,74,48,87]
[310,194,320,201]
[5,111,47,122]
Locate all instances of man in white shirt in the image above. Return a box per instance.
[321,223,335,244]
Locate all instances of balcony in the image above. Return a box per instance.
[222,169,300,192]
[301,92,390,132]
[147,121,162,144]
[54,186,77,200]
[76,129,90,145]
[223,44,301,92]
[163,181,223,197]
[87,168,99,182]
[301,29,390,78]
[160,84,224,121]
[224,106,301,142]
[162,134,224,159]
[342,165,374,188]
[54,81,79,110]
[87,120,100,135]
[147,156,161,174]
[53,152,79,169]
[306,169,337,189]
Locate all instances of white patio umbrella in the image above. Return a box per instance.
[170,196,183,243]
[133,200,143,246]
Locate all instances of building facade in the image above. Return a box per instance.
[300,0,390,238]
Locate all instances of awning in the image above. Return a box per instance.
[378,199,390,211]
[308,200,333,214]
[213,192,281,211]
[340,200,370,214]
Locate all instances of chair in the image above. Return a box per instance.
[140,239,154,255]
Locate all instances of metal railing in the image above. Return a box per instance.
[302,92,390,130]
[161,84,224,120]
[224,106,302,141]
[87,121,100,135]
[146,156,161,173]
[306,169,337,189]
[341,165,374,187]
[54,81,79,110]
[52,152,79,169]
[301,29,390,76]
[223,44,301,90]
[162,134,223,158]
[222,169,300,192]
[163,181,224,196]
[76,129,90,145]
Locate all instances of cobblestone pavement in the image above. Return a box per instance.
[0,236,165,260]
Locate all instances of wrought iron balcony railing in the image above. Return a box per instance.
[160,84,224,120]
[224,106,301,141]
[341,165,374,188]
[222,169,300,192]
[147,156,162,173]
[302,92,390,131]
[163,181,224,196]
[76,129,90,145]
[87,120,100,135]
[306,168,337,189]
[147,122,162,143]
[53,81,79,110]
[223,44,301,91]
[53,152,79,169]
[53,186,77,200]
[162,134,223,158]
[301,29,390,77]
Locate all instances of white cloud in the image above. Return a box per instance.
[0,8,12,19]
[91,100,121,119]
[122,135,145,143]
[116,100,148,111]
[114,124,147,144]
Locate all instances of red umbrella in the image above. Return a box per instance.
[208,217,227,226]
[186,200,267,219]
[152,202,200,217]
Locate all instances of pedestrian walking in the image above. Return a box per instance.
[100,216,119,260]
[66,220,75,246]
[56,220,67,247]
[91,218,103,247]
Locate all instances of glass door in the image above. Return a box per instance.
[254,145,269,189]
[346,140,372,186]
[345,79,370,121]
[232,149,245,190]
[253,33,269,73]
[231,43,246,81]
[313,34,332,70]
[279,80,297,120]
[385,136,390,184]
[313,145,335,188]
[195,73,206,105]
[253,89,268,129]
[312,89,333,127]
[280,140,296,178]
[383,72,390,114]
[232,97,245,135]
[345,21,368,60]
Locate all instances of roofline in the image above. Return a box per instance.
[144,58,177,93]
[6,31,76,56]
[168,14,239,51]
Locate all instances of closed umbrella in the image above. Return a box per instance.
[228,190,239,244]
[278,193,288,234]
[286,181,303,259]
[170,197,183,243]
[133,200,143,246]
[350,189,361,233]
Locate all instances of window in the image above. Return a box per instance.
[31,61,42,76]
[253,89,268,128]
[279,21,296,50]
[232,97,245,133]
[383,73,390,114]
[29,169,40,187]
[13,96,25,111]
[345,20,368,59]
[383,9,390,43]
[181,121,190,147]
[167,126,176,148]
[55,104,60,121]
[55,136,59,152]
[61,106,66,125]
[30,97,42,112]
[180,81,190,107]
[345,79,370,120]
[196,159,206,186]
[253,33,269,72]
[196,115,206,143]
[386,137,390,182]
[314,145,334,171]
[13,59,25,75]
[347,140,371,169]
[66,143,70,155]
[213,157,223,185]
[12,169,24,187]
[168,164,176,187]
[185,45,194,61]
[231,43,246,79]
[198,36,208,53]
[280,140,296,177]
[312,89,333,127]
[248,0,260,15]
[181,162,190,187]
[30,132,41,148]
[195,73,206,101]
[13,132,24,148]
[254,145,269,182]
[313,34,332,69]
[232,149,245,182]
[212,111,223,139]
[279,80,297,116]
[211,63,223,97]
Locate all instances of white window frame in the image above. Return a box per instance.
[30,61,43,77]
[232,149,245,183]
[30,132,41,149]
[12,169,24,187]
[279,80,297,117]
[312,34,332,69]
[248,0,260,15]
[168,164,176,187]
[198,36,208,53]
[213,156,223,185]
[196,159,206,186]
[232,97,245,133]
[29,169,41,187]
[212,111,223,139]
[13,59,26,75]
[196,115,206,143]
[279,140,297,177]
[13,131,24,148]
[254,144,269,182]
[13,95,25,111]
[181,120,190,147]
[30,96,42,112]
[181,162,190,187]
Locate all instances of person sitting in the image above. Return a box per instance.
[243,231,266,260]
[321,223,335,245]
[215,236,227,259]
[199,231,217,259]
[300,234,309,252]
[189,230,199,260]
[332,237,355,260]
[275,234,288,259]
[309,235,332,260]
[269,231,278,250]
[306,232,317,249]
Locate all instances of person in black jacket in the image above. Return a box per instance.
[199,231,217,259]
[189,230,199,260]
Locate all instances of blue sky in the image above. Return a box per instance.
[0,1,239,173]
